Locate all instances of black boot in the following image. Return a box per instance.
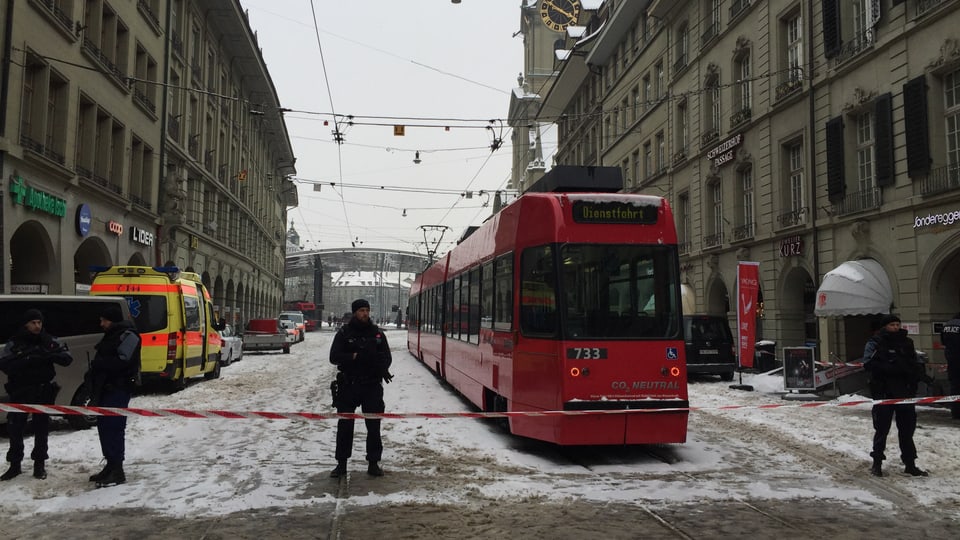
[330,460,347,478]
[89,463,111,482]
[904,462,929,477]
[0,462,21,481]
[95,464,125,488]
[33,460,46,480]
[367,462,383,477]
[870,460,883,477]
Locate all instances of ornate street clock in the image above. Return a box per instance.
[539,0,581,33]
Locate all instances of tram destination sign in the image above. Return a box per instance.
[572,200,658,224]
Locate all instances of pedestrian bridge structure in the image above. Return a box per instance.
[284,248,431,323]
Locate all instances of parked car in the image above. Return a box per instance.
[683,314,737,381]
[243,319,291,354]
[218,324,243,366]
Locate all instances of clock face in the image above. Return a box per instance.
[539,0,581,32]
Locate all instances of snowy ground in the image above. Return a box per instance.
[1,328,959,538]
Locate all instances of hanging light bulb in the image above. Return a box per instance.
[413,151,421,164]
[402,209,407,217]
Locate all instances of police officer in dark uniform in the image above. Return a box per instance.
[0,309,72,481]
[329,299,392,478]
[87,305,141,487]
[941,312,960,420]
[864,314,931,477]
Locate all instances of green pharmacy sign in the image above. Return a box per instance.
[9,175,66,218]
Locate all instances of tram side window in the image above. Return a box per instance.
[481,261,494,329]
[468,267,481,344]
[446,278,456,338]
[494,254,513,331]
[520,245,557,336]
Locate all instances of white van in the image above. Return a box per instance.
[1,295,131,429]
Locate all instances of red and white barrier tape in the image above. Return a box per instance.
[2,395,959,421]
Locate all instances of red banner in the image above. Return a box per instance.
[737,262,760,369]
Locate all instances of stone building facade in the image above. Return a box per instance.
[531,0,960,375]
[0,0,295,326]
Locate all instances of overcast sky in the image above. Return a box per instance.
[241,1,531,256]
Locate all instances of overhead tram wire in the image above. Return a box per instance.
[308,0,353,245]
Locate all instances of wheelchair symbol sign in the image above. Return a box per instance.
[666,347,679,360]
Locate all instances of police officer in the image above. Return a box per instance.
[87,305,141,487]
[329,299,392,478]
[0,309,72,481]
[864,314,930,477]
[941,312,960,420]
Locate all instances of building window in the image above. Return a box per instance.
[779,141,805,227]
[655,61,665,101]
[20,51,68,165]
[857,111,875,195]
[621,97,629,132]
[675,23,689,74]
[736,51,751,114]
[736,168,755,240]
[656,131,665,172]
[678,193,691,253]
[644,141,653,179]
[643,74,651,112]
[703,71,720,144]
[631,86,640,123]
[945,69,960,174]
[676,101,688,159]
[776,11,803,101]
[702,0,720,46]
[632,150,640,188]
[622,157,630,186]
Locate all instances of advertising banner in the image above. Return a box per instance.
[737,262,760,369]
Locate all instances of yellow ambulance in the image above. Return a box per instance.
[90,266,222,390]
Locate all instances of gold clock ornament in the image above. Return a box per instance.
[539,0,581,32]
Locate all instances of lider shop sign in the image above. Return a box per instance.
[9,174,66,218]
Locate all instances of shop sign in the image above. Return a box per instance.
[107,220,123,235]
[779,235,803,257]
[76,204,92,237]
[8,174,66,218]
[190,235,199,249]
[914,208,960,230]
[706,133,743,168]
[130,226,154,246]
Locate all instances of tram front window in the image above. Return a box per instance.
[560,244,680,339]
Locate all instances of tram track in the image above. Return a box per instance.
[696,409,933,515]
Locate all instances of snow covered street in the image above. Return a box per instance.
[1,328,959,538]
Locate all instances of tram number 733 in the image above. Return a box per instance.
[566,347,608,359]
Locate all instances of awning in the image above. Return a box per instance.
[814,259,893,316]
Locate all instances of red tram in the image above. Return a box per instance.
[407,192,688,445]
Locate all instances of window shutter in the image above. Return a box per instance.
[874,93,894,187]
[826,116,845,202]
[822,0,842,58]
[903,75,931,178]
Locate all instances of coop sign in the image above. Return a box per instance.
[706,133,743,168]
[8,174,66,218]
